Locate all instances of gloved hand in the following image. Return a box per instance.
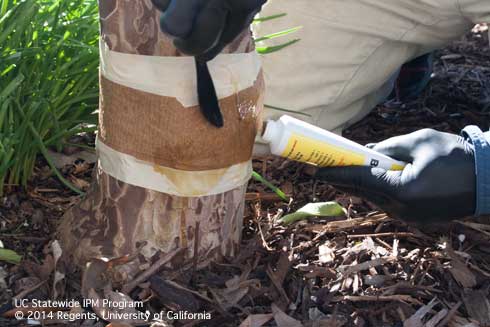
[151,0,266,61]
[316,129,476,223]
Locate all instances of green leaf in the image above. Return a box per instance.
[252,171,289,202]
[279,202,346,225]
[0,73,24,99]
[255,26,302,43]
[0,248,22,264]
[256,39,300,55]
[253,13,287,23]
[0,0,8,16]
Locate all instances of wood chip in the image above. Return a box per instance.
[339,257,396,276]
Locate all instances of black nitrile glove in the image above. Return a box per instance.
[151,0,266,61]
[316,129,476,223]
[151,0,266,128]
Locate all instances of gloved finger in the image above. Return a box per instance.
[217,13,251,46]
[151,0,171,12]
[219,0,266,44]
[317,166,407,219]
[197,0,266,61]
[327,184,398,214]
[370,134,420,162]
[173,0,227,55]
[198,16,246,61]
[158,0,200,38]
[316,166,402,196]
[234,0,267,12]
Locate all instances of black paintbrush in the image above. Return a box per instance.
[195,58,224,128]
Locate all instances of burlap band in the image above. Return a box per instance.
[98,73,264,171]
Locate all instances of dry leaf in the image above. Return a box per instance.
[51,240,65,299]
[446,246,476,288]
[239,314,274,327]
[404,297,438,327]
[318,242,335,264]
[48,150,96,169]
[272,303,303,327]
[462,289,490,325]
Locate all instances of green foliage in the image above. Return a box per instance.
[0,248,22,264]
[252,171,289,202]
[253,13,287,23]
[0,0,99,194]
[254,14,301,55]
[256,38,301,55]
[279,202,346,225]
[254,26,301,43]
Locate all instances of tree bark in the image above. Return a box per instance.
[57,0,263,284]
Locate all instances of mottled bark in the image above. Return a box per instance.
[58,167,247,281]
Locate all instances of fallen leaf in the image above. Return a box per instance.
[272,303,303,327]
[106,323,134,327]
[404,297,438,327]
[425,308,448,327]
[462,289,490,325]
[0,248,22,264]
[51,240,65,299]
[239,314,274,327]
[48,149,96,169]
[446,244,476,288]
[149,275,200,312]
[279,202,345,225]
[0,266,7,291]
[209,285,250,310]
[13,277,43,297]
[81,258,110,298]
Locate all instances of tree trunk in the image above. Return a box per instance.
[57,0,263,285]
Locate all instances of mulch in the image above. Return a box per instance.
[1,27,490,327]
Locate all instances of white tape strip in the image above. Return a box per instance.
[99,40,262,108]
[97,139,252,197]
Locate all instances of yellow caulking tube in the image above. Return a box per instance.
[262,115,407,171]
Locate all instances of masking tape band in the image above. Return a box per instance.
[96,139,252,197]
[99,40,262,108]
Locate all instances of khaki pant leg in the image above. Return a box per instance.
[254,0,488,154]
[458,0,490,22]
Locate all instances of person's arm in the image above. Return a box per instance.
[316,126,490,223]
